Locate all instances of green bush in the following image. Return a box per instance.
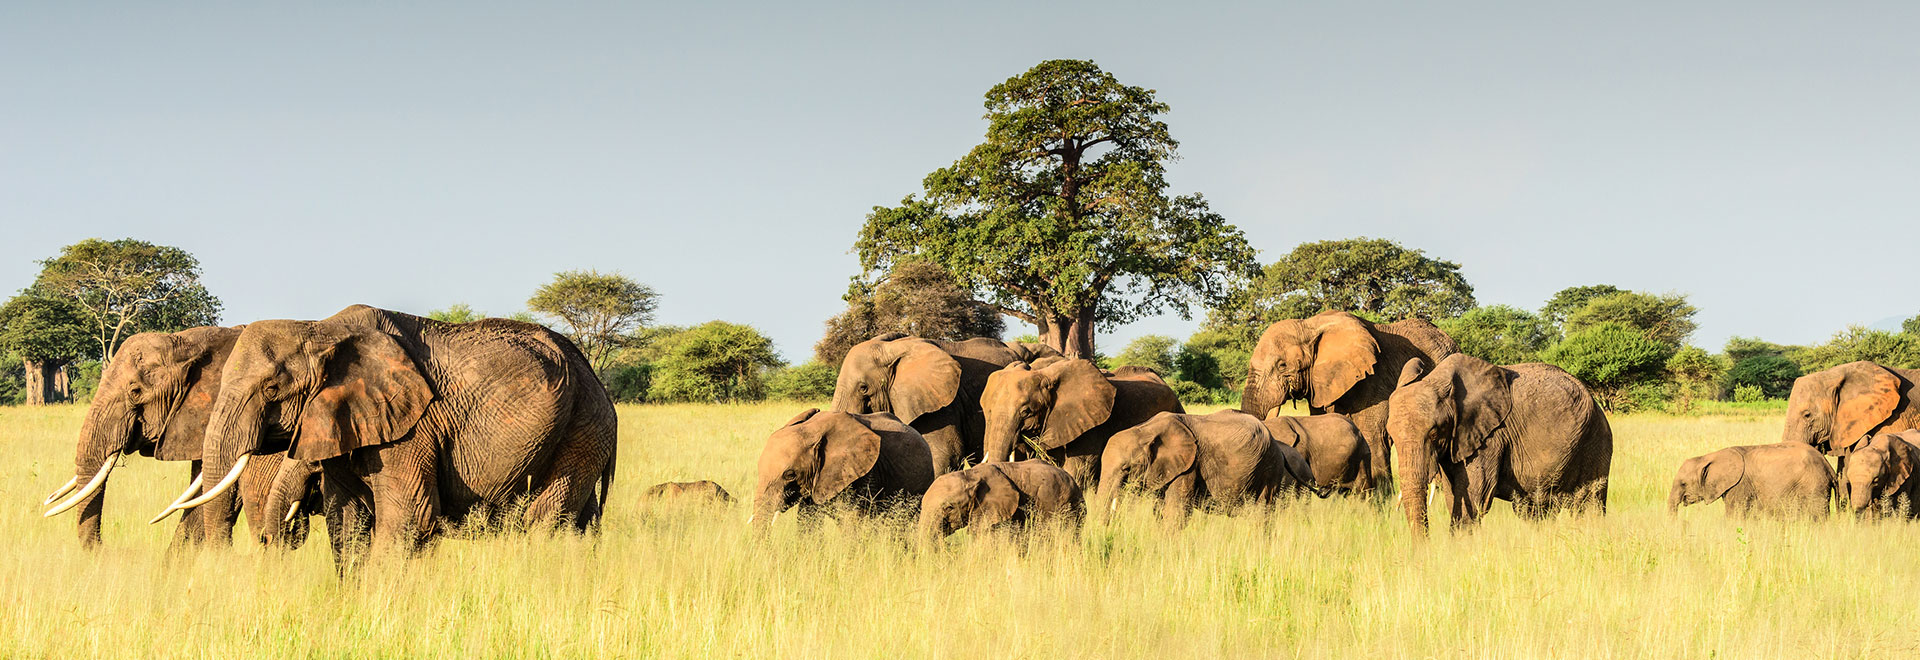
[1438,305,1553,365]
[70,361,102,403]
[1166,379,1217,406]
[1172,345,1223,389]
[767,361,839,402]
[1733,385,1765,403]
[1620,381,1674,414]
[1112,335,1178,377]
[647,321,784,403]
[602,363,653,404]
[1725,354,1800,399]
[1540,322,1674,411]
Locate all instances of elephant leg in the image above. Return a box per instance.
[917,424,965,475]
[165,463,207,555]
[1346,405,1394,497]
[363,443,438,556]
[1060,454,1100,492]
[1159,473,1197,530]
[525,420,614,534]
[1438,460,1479,532]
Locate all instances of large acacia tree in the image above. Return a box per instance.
[31,238,221,364]
[856,59,1256,359]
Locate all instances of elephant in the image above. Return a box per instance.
[641,480,734,504]
[832,333,1063,474]
[917,460,1083,540]
[1262,413,1375,496]
[751,409,935,526]
[1097,410,1323,527]
[980,359,1184,488]
[1840,431,1920,519]
[1241,310,1458,487]
[1667,443,1837,520]
[153,305,618,561]
[1387,355,1612,535]
[1782,361,1920,456]
[40,326,315,550]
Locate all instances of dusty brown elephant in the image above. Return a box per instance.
[40,326,315,550]
[1241,311,1458,488]
[917,460,1083,540]
[751,409,935,526]
[152,306,618,563]
[1668,443,1836,520]
[832,334,1064,474]
[1097,410,1323,526]
[1387,355,1612,535]
[642,481,734,504]
[980,359,1183,488]
[1262,413,1374,496]
[1841,431,1920,519]
[1782,361,1920,456]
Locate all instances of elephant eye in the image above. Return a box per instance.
[781,469,797,481]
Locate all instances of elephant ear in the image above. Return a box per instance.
[808,412,882,503]
[156,330,228,460]
[1700,454,1745,501]
[1264,416,1303,448]
[783,408,822,427]
[1887,436,1917,494]
[1396,359,1428,388]
[1144,415,1200,491]
[1833,362,1902,454]
[292,325,432,461]
[970,468,1023,529]
[1445,355,1510,463]
[1306,312,1380,408]
[1036,360,1117,451]
[885,340,961,424]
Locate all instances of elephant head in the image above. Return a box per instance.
[916,464,1024,539]
[1241,311,1381,418]
[1096,411,1204,511]
[42,327,239,548]
[1844,436,1915,516]
[751,409,903,524]
[1782,361,1905,455]
[980,359,1115,463]
[1667,451,1745,514]
[1386,354,1511,533]
[153,319,432,541]
[831,334,963,425]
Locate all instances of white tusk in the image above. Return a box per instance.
[282,498,302,524]
[145,473,207,525]
[42,477,79,507]
[43,460,115,518]
[148,454,250,524]
[1108,497,1118,514]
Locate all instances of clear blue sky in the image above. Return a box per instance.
[5,2,1917,361]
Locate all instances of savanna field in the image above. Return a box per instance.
[3,402,1916,659]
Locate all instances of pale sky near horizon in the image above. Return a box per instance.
[4,3,1917,361]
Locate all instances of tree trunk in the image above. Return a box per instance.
[1062,307,1096,360]
[53,365,71,402]
[23,359,64,406]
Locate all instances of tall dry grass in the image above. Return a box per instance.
[2,402,1915,658]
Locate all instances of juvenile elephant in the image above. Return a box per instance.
[980,359,1183,488]
[1262,414,1374,496]
[751,409,935,526]
[833,334,1064,474]
[1841,431,1920,519]
[40,326,314,550]
[1097,410,1323,527]
[917,460,1082,540]
[1668,443,1837,520]
[155,306,618,562]
[1241,311,1458,487]
[642,481,734,504]
[1782,361,1920,456]
[1388,355,1612,535]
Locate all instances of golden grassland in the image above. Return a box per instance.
[2,402,1916,659]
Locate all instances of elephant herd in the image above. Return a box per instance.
[42,306,1904,566]
[1670,360,1920,520]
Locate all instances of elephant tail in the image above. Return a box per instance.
[596,446,616,523]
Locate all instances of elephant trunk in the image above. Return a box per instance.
[1666,481,1684,515]
[192,389,266,545]
[1396,439,1433,536]
[261,457,319,547]
[59,397,134,548]
[981,413,1024,464]
[1240,371,1271,419]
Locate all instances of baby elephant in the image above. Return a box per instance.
[1843,430,1920,519]
[917,460,1084,540]
[1668,443,1836,520]
[1098,410,1323,526]
[751,409,935,526]
[642,480,733,504]
[1262,414,1374,496]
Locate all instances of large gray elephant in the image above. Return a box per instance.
[917,460,1082,540]
[1097,410,1322,526]
[1842,431,1920,519]
[1241,311,1458,487]
[1387,355,1612,535]
[1782,361,1920,456]
[751,409,935,526]
[1668,443,1836,520]
[1262,413,1374,496]
[153,305,618,561]
[832,333,1062,474]
[980,359,1183,488]
[40,326,314,550]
